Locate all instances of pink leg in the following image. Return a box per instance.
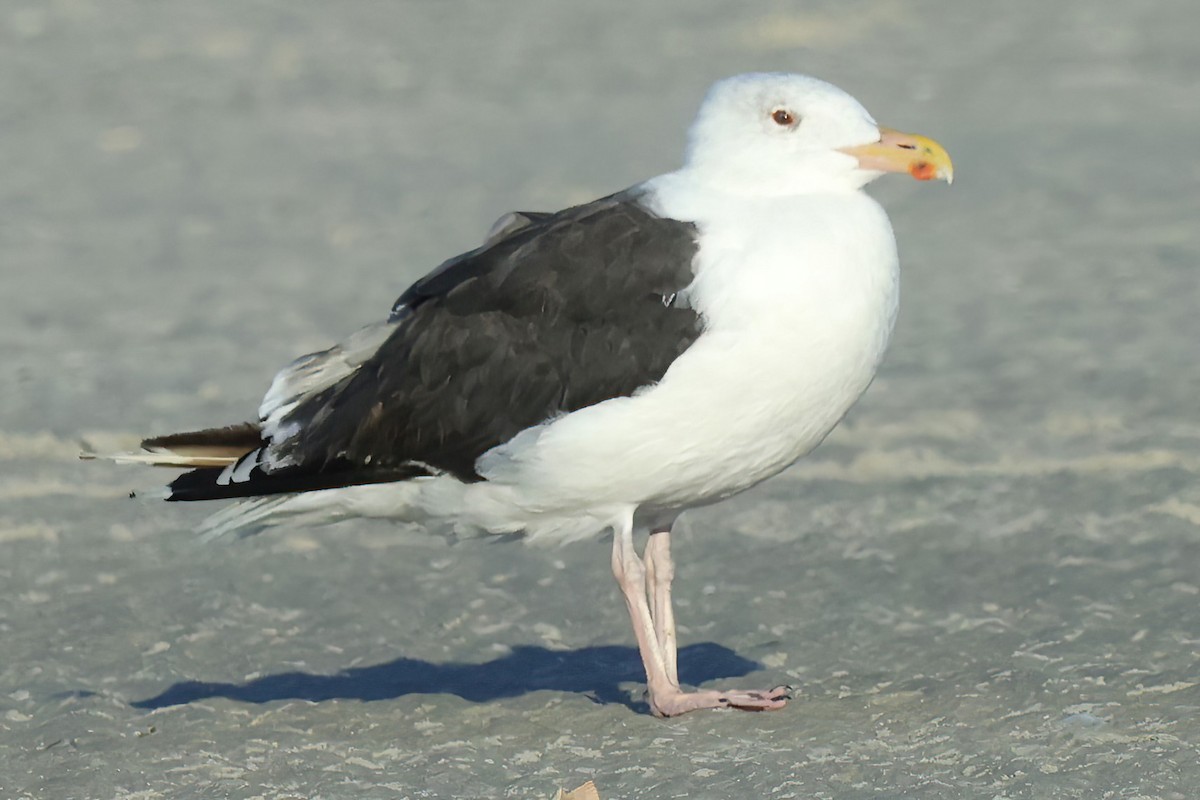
[612,518,792,717]
[643,527,678,685]
[611,517,677,710]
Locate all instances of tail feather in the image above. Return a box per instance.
[141,423,262,457]
[197,480,429,540]
[196,495,295,540]
[81,423,262,469]
[82,450,238,469]
[85,418,426,507]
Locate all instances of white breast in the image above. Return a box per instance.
[473,180,900,516]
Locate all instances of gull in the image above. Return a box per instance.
[93,73,952,717]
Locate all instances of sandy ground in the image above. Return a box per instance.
[3,0,1199,797]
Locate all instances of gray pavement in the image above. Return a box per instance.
[2,1,1199,797]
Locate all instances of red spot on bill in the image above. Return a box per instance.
[910,161,938,181]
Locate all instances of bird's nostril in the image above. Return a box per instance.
[897,143,917,150]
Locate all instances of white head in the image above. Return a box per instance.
[683,73,952,196]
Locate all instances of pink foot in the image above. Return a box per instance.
[648,685,793,717]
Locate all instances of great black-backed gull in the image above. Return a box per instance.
[92,73,952,717]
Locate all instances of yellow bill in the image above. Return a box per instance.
[839,126,954,184]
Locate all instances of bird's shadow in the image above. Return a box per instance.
[132,642,762,712]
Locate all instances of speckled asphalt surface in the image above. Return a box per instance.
[3,1,1199,798]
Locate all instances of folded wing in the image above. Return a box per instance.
[162,191,703,502]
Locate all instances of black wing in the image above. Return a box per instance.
[168,191,701,501]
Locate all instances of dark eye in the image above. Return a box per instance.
[771,108,797,127]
